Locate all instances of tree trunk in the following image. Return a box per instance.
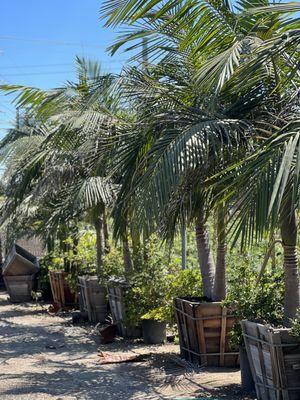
[123,235,133,278]
[94,215,104,276]
[0,236,3,267]
[181,219,187,270]
[130,222,142,270]
[280,196,300,326]
[195,213,215,300]
[213,205,227,301]
[103,208,110,253]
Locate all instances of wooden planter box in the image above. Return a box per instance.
[242,320,300,400]
[174,297,239,367]
[108,280,142,338]
[3,274,35,302]
[2,244,39,276]
[78,276,107,323]
[49,270,76,310]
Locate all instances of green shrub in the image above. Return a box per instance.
[102,242,125,283]
[124,234,203,326]
[224,244,284,346]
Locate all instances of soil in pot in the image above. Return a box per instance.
[142,319,167,344]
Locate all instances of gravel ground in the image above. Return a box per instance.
[0,291,255,399]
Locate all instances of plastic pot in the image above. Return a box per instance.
[142,319,167,344]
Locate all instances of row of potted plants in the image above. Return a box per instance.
[42,230,300,400]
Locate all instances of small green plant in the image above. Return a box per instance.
[31,290,42,306]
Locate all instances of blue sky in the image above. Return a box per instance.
[0,0,126,137]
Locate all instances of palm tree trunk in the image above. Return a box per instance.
[130,222,142,270]
[213,205,227,301]
[123,235,133,278]
[0,236,3,267]
[103,208,110,253]
[280,197,300,326]
[195,213,215,300]
[94,215,104,276]
[181,219,187,270]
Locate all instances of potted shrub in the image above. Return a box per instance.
[141,315,167,345]
[76,232,117,323]
[174,207,243,367]
[124,238,204,344]
[224,261,284,393]
[108,234,196,342]
[122,242,171,343]
[103,243,140,337]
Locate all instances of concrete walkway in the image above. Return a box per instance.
[0,292,252,399]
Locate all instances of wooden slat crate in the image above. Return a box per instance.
[174,297,239,367]
[4,274,35,302]
[49,270,76,310]
[2,244,39,276]
[78,276,107,323]
[108,280,141,338]
[242,320,300,400]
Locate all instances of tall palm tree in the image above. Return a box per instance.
[0,58,119,274]
[100,0,299,302]
[215,115,300,325]
[105,59,250,300]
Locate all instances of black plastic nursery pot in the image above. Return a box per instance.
[142,319,167,344]
[242,320,300,400]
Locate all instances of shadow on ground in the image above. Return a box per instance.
[0,292,255,399]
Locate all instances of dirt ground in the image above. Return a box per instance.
[0,291,255,400]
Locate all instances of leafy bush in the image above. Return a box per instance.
[46,231,125,288]
[124,235,203,326]
[224,244,284,346]
[101,242,125,283]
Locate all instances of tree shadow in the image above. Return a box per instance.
[0,293,254,399]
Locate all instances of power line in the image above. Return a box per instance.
[2,69,122,77]
[0,60,126,70]
[0,63,73,69]
[1,70,75,77]
[0,36,109,49]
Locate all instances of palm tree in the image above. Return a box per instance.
[100,0,300,314]
[0,58,119,275]
[104,60,250,300]
[216,116,300,325]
